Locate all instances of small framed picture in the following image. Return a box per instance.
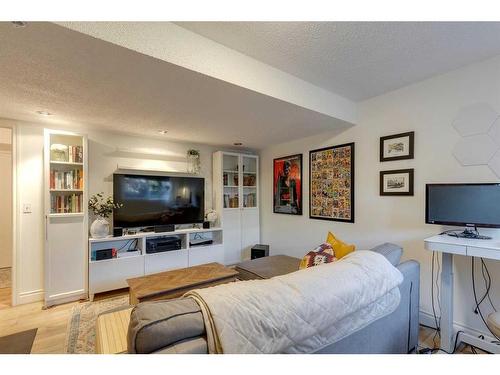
[380,169,414,196]
[380,131,414,162]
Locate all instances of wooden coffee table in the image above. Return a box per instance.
[126,262,238,305]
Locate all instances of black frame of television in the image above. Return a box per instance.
[113,173,205,229]
[425,183,500,229]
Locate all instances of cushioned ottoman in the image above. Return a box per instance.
[234,255,301,280]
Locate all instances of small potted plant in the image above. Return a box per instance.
[88,193,123,238]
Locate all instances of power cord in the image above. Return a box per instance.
[471,257,500,342]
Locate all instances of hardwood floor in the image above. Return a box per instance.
[0,288,128,354]
[0,286,489,354]
[418,325,487,354]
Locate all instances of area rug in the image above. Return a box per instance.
[0,328,37,354]
[64,295,130,354]
[0,268,11,289]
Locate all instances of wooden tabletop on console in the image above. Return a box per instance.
[126,262,238,304]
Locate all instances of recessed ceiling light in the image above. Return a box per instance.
[158,130,168,135]
[36,111,53,116]
[11,21,27,28]
[233,142,243,146]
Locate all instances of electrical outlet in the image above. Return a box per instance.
[23,203,32,214]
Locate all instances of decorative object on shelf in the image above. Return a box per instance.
[309,143,354,223]
[380,131,414,162]
[88,193,123,238]
[273,154,302,215]
[380,168,414,196]
[50,143,68,162]
[205,209,218,224]
[186,149,201,174]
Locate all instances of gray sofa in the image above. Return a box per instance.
[127,243,420,354]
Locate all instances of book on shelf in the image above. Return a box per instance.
[50,144,83,163]
[50,169,84,190]
[67,145,83,163]
[244,193,256,207]
[50,193,83,214]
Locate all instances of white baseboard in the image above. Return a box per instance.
[44,289,87,307]
[17,289,43,305]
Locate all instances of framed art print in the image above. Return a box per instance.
[309,142,354,223]
[273,154,302,215]
[380,169,414,196]
[380,131,414,162]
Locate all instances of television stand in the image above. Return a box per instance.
[446,227,492,240]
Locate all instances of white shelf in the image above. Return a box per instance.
[50,189,84,192]
[50,161,84,166]
[48,212,85,218]
[89,227,223,243]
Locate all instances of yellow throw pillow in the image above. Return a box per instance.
[326,231,355,259]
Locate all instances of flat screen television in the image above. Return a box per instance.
[425,183,500,229]
[113,174,205,228]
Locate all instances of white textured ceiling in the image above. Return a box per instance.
[177,22,500,100]
[0,22,350,149]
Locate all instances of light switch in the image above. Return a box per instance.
[23,203,32,214]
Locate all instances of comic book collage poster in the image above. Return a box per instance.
[309,143,354,222]
[273,154,302,215]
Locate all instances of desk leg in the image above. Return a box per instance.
[440,252,454,353]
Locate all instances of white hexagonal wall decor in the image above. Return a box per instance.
[488,150,500,178]
[452,134,498,166]
[488,117,500,147]
[452,103,499,137]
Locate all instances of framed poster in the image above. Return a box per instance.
[380,169,414,196]
[309,143,354,222]
[273,154,302,215]
[380,131,414,162]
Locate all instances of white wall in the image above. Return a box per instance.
[0,127,12,269]
[12,121,241,304]
[260,55,500,337]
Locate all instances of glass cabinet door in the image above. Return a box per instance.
[241,155,258,208]
[222,154,240,209]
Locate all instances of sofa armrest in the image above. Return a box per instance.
[127,298,206,354]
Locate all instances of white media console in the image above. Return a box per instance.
[88,227,223,300]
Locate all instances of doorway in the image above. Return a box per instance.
[0,127,12,309]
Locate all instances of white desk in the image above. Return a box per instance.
[424,235,500,354]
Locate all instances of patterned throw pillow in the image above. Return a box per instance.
[299,243,338,269]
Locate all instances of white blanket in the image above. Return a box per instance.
[185,250,403,354]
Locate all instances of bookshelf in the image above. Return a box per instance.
[213,151,260,264]
[43,129,88,307]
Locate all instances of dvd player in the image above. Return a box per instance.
[146,236,182,254]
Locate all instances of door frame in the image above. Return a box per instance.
[0,122,16,306]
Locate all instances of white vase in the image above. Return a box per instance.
[90,217,110,239]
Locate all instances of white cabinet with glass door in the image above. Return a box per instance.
[213,151,259,264]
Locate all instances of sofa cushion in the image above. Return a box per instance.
[369,243,402,266]
[128,298,205,354]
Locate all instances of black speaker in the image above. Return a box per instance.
[154,224,175,233]
[251,244,269,260]
[203,221,210,229]
[113,227,123,237]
